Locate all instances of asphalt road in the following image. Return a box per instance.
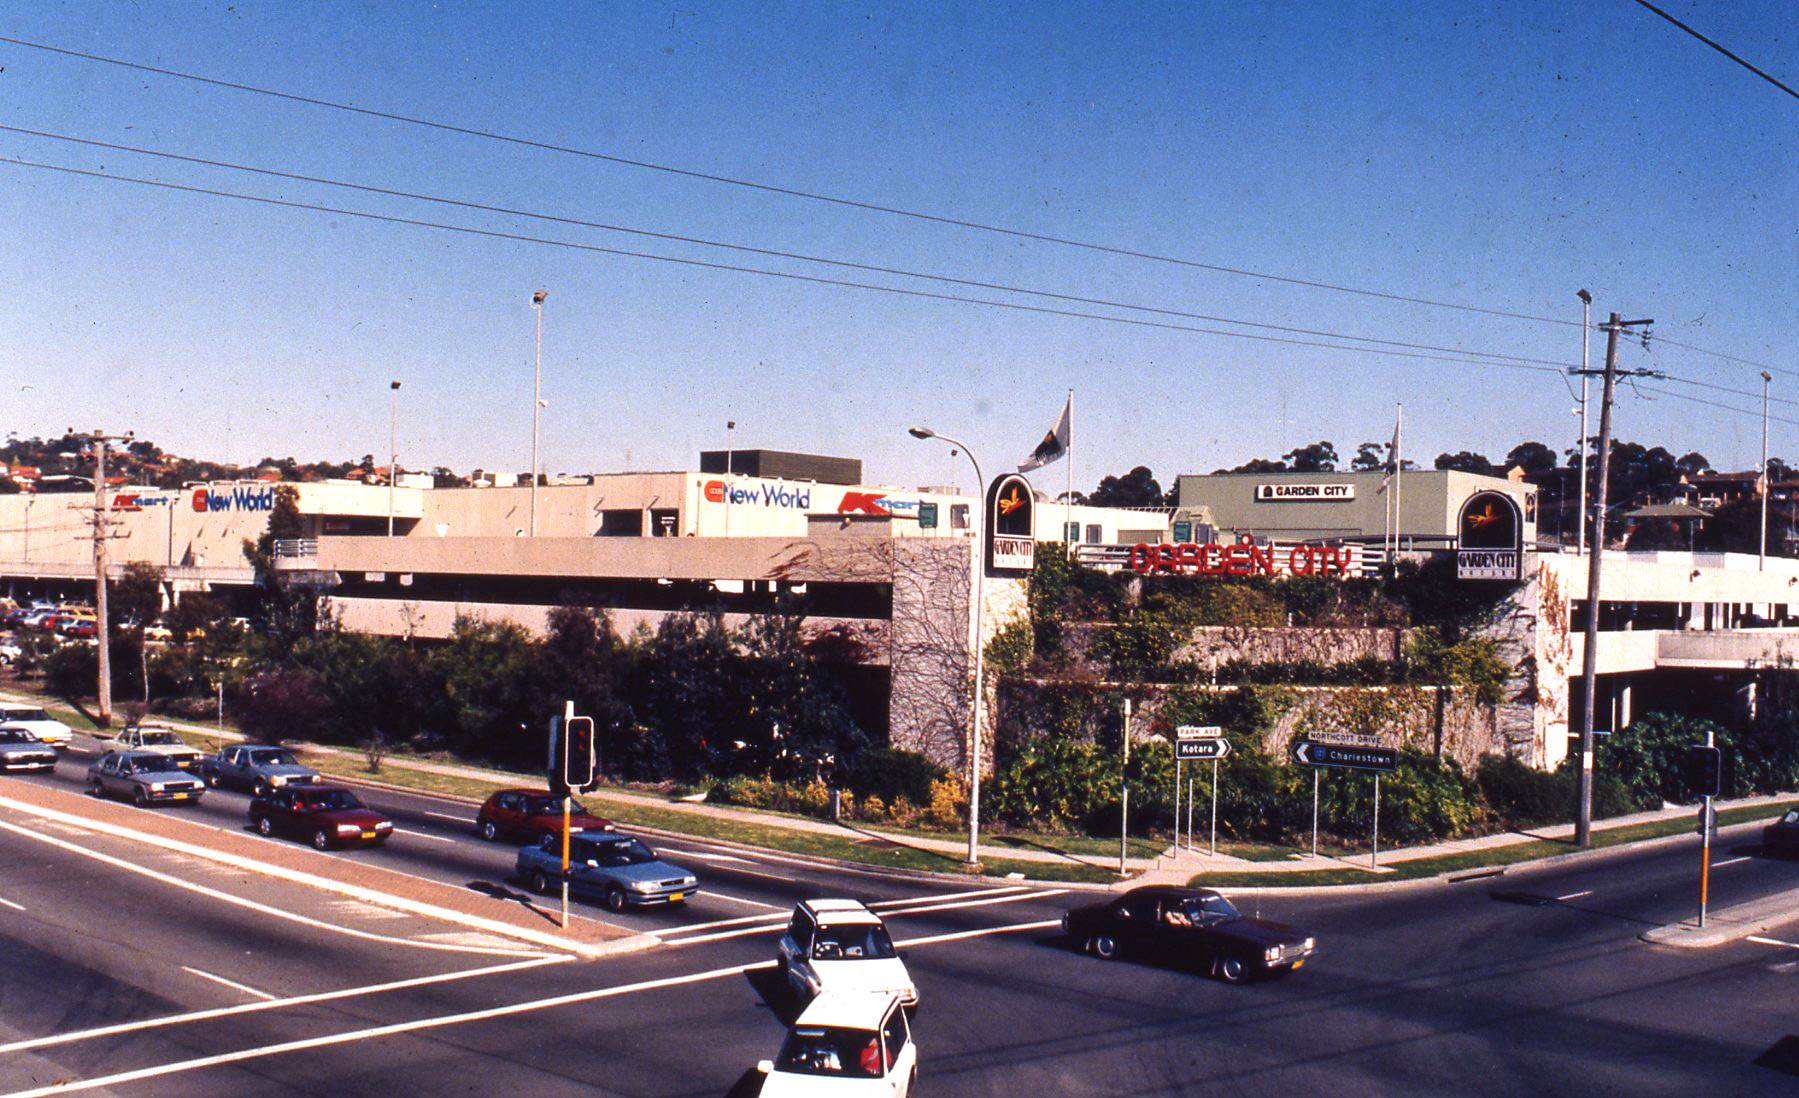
[1,751,1795,1097]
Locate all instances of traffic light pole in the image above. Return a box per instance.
[1699,729,1715,929]
[562,700,574,929]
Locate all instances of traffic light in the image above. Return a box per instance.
[563,715,596,792]
[1685,745,1723,798]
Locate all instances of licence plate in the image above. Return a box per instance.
[667,892,684,903]
[1291,959,1304,969]
[171,792,190,800]
[361,831,378,840]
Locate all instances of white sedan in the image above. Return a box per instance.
[757,991,916,1097]
[777,899,917,1011]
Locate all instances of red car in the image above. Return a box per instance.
[249,784,394,850]
[476,788,614,843]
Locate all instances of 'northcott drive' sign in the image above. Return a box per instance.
[1255,483,1356,502]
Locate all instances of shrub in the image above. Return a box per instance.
[236,668,332,745]
[1476,753,1567,828]
[842,748,946,810]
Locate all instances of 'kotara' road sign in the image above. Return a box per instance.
[1176,737,1231,761]
[1290,739,1399,773]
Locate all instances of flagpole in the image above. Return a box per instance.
[1066,388,1074,547]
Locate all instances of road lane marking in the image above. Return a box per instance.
[663,849,750,864]
[879,889,1066,918]
[0,956,566,1056]
[180,966,276,1002]
[393,828,456,843]
[702,890,782,910]
[0,817,562,959]
[0,896,23,911]
[1714,856,1751,867]
[869,885,1031,908]
[1555,890,1593,902]
[2,917,1063,1095]
[895,918,1063,948]
[663,887,1059,946]
[1747,935,1799,950]
[421,811,468,823]
[659,884,1040,938]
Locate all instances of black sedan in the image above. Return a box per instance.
[1764,808,1799,858]
[1062,885,1316,983]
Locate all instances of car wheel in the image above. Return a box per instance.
[1089,933,1121,960]
[604,885,628,913]
[1216,954,1249,984]
[253,781,270,798]
[530,871,552,895]
[201,770,218,788]
[311,828,332,851]
[255,815,274,836]
[88,779,104,798]
[480,820,499,842]
[132,786,149,807]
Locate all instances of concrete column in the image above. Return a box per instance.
[1614,681,1633,732]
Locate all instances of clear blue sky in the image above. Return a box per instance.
[1,2,1791,490]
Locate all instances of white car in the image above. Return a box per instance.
[777,899,917,1012]
[0,705,73,750]
[98,724,205,769]
[757,991,916,1097]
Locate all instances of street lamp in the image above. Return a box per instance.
[1576,289,1592,555]
[531,289,547,537]
[725,420,736,536]
[388,380,401,537]
[908,425,984,867]
[1762,370,1773,570]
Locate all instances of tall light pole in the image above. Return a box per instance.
[1576,289,1592,555]
[909,425,985,867]
[724,420,736,536]
[388,380,401,537]
[1761,370,1773,570]
[531,289,547,536]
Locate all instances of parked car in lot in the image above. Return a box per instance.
[1763,808,1799,858]
[249,785,393,850]
[98,725,205,770]
[0,639,25,665]
[1062,885,1316,983]
[0,726,58,772]
[200,744,320,794]
[516,831,698,912]
[755,990,917,1096]
[59,616,97,639]
[86,750,205,806]
[0,705,72,749]
[777,899,917,1012]
[476,788,615,843]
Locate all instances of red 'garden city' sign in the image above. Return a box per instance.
[1128,540,1359,578]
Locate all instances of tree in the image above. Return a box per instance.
[1675,451,1711,478]
[1282,441,1338,472]
[1504,442,1557,474]
[1351,442,1387,471]
[1088,467,1169,508]
[1435,451,1497,475]
[1219,457,1286,474]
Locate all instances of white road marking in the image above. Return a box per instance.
[393,828,455,843]
[895,918,1063,948]
[421,811,468,823]
[1747,935,1799,950]
[880,888,1066,918]
[0,818,560,959]
[868,884,1031,908]
[1555,890,1593,902]
[180,966,276,1002]
[664,849,750,864]
[702,890,782,910]
[1713,856,1751,867]
[4,918,1059,1095]
[0,896,23,911]
[663,886,1056,946]
[0,956,565,1055]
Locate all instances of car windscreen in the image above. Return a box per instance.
[1785,810,1799,825]
[1176,894,1242,925]
[811,923,897,960]
[525,796,567,815]
[124,755,182,775]
[0,729,38,744]
[138,731,181,745]
[299,790,362,811]
[587,839,655,866]
[4,709,51,722]
[249,749,296,766]
[774,1026,883,1078]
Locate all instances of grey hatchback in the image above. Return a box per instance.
[515,832,699,912]
[87,751,205,806]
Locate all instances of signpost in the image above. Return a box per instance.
[1174,726,1228,854]
[1690,735,1722,927]
[1291,739,1400,866]
[548,701,597,928]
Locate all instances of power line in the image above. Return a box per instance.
[0,152,1580,380]
[1646,333,1791,379]
[0,122,1581,372]
[1636,385,1799,429]
[0,33,1584,328]
[1630,0,1798,100]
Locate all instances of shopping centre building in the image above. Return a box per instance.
[2,458,1794,772]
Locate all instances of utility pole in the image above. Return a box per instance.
[1576,289,1592,555]
[1570,313,1656,846]
[76,430,133,726]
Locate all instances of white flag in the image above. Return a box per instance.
[1018,396,1072,472]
